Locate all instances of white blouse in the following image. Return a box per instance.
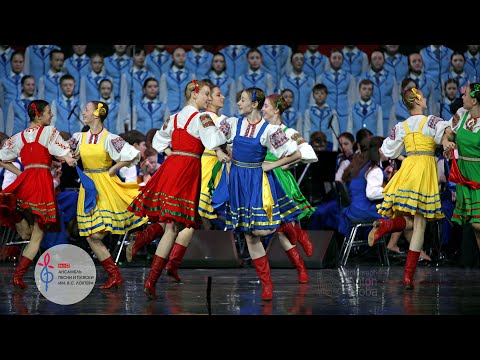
[381,114,450,159]
[449,107,480,134]
[365,167,384,200]
[0,125,72,161]
[219,116,298,159]
[152,105,227,153]
[283,126,317,164]
[70,128,140,166]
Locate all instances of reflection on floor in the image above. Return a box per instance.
[1,263,480,315]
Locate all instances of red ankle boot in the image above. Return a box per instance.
[144,255,167,300]
[100,256,123,289]
[126,223,164,262]
[165,243,187,283]
[276,222,297,245]
[286,247,309,283]
[368,217,406,246]
[404,250,420,289]
[13,256,33,289]
[252,255,273,301]
[294,224,313,257]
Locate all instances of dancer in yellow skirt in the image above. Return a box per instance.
[197,82,229,225]
[367,88,454,289]
[70,101,148,289]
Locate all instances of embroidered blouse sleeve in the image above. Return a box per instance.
[69,132,83,158]
[223,117,239,143]
[423,115,450,144]
[0,133,21,161]
[152,115,174,153]
[213,114,236,143]
[381,122,405,159]
[261,124,298,158]
[285,128,317,163]
[195,113,227,150]
[448,107,467,134]
[45,126,73,157]
[105,133,141,165]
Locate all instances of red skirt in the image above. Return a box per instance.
[0,168,60,232]
[128,154,202,228]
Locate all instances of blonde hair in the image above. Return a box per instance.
[402,87,422,110]
[184,80,209,101]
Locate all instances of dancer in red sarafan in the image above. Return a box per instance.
[0,100,76,289]
[127,80,230,300]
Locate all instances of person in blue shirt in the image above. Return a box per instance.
[64,45,89,96]
[383,45,408,83]
[146,45,172,80]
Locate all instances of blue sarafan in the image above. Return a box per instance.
[76,166,98,213]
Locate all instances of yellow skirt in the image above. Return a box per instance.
[198,153,222,219]
[377,156,443,220]
[77,172,148,236]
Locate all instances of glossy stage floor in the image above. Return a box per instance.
[1,262,480,315]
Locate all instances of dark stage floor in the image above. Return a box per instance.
[1,262,480,315]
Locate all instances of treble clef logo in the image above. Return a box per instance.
[38,253,54,291]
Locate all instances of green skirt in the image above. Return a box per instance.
[272,167,315,220]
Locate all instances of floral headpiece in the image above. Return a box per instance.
[470,84,480,98]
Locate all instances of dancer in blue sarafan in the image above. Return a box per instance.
[214,87,302,301]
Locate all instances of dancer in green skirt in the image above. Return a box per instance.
[261,94,318,283]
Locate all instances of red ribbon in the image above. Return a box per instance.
[30,103,40,117]
[449,149,480,189]
[192,80,199,93]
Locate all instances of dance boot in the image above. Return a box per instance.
[285,247,309,284]
[12,256,33,289]
[368,217,406,246]
[165,243,187,283]
[100,256,123,289]
[126,222,164,262]
[252,255,273,301]
[276,222,297,245]
[294,223,314,257]
[144,255,167,300]
[403,250,420,290]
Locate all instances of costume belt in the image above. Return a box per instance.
[172,150,201,159]
[232,159,263,168]
[83,167,109,173]
[24,164,50,170]
[458,155,480,162]
[406,151,434,156]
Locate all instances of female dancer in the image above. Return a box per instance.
[127,80,229,299]
[0,100,76,288]
[446,83,480,255]
[126,81,229,285]
[162,81,230,283]
[368,88,454,289]
[69,101,148,289]
[261,94,318,283]
[216,87,303,300]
